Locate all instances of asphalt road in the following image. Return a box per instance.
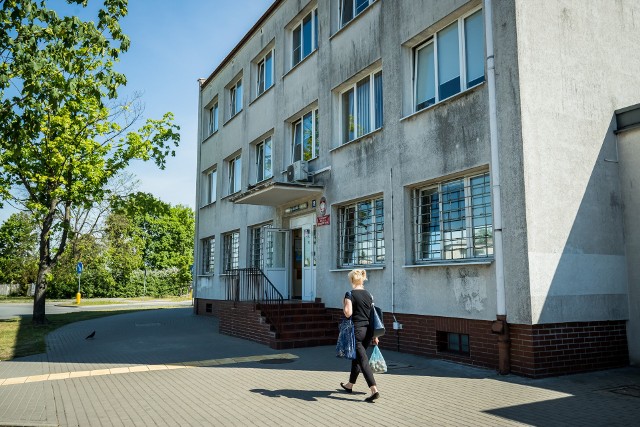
[0,300,192,320]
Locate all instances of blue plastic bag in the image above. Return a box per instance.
[369,345,387,373]
[336,318,356,359]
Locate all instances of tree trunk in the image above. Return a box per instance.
[32,263,49,324]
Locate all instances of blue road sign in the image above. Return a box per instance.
[76,262,83,274]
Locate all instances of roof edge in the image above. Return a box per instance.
[200,0,284,90]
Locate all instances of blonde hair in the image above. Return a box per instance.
[348,269,367,285]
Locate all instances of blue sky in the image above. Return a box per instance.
[0,0,273,222]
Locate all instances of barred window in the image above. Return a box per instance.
[223,231,240,272]
[413,172,493,262]
[202,236,215,274]
[249,224,272,268]
[337,197,384,267]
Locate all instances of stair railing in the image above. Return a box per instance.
[222,267,283,327]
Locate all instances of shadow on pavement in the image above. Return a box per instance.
[250,388,360,402]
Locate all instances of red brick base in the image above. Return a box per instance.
[197,298,629,378]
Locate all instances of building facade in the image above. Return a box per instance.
[194,0,640,377]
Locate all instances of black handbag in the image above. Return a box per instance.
[370,303,385,338]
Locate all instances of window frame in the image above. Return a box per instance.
[206,101,219,136]
[255,137,273,183]
[291,7,319,68]
[413,7,485,112]
[340,0,376,28]
[227,154,242,195]
[340,70,383,145]
[337,196,385,268]
[291,108,319,163]
[412,171,493,263]
[256,49,274,97]
[202,236,215,275]
[223,231,240,272]
[229,79,243,118]
[249,223,272,268]
[206,168,217,205]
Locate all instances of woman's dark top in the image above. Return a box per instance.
[345,289,373,327]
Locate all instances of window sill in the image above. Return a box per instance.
[330,1,380,41]
[329,127,383,154]
[283,48,318,80]
[199,201,216,209]
[250,84,275,106]
[400,82,485,123]
[403,259,494,268]
[330,266,385,272]
[221,192,241,201]
[201,130,218,144]
[223,110,243,127]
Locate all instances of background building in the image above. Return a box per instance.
[193,0,640,377]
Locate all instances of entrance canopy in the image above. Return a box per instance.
[230,181,324,206]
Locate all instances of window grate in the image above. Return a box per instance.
[223,231,239,272]
[412,172,492,262]
[202,236,215,274]
[337,197,384,267]
[250,224,272,268]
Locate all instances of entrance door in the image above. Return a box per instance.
[264,229,290,299]
[301,224,317,301]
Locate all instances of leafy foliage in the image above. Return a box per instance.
[0,212,38,286]
[0,0,180,322]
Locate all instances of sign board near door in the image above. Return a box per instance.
[316,215,330,226]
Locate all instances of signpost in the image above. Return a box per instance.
[76,261,83,305]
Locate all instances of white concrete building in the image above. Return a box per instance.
[193,0,640,377]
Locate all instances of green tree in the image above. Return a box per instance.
[0,1,180,323]
[0,212,38,287]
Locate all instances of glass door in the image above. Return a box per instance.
[301,224,316,301]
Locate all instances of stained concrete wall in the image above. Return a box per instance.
[194,0,532,323]
[514,0,640,323]
[618,126,640,364]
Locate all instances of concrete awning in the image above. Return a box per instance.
[230,180,324,206]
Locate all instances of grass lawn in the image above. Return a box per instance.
[0,309,149,361]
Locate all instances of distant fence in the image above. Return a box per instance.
[0,283,35,296]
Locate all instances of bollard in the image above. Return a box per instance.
[76,292,81,305]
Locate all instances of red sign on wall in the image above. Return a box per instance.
[316,215,330,226]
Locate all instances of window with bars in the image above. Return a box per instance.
[340,0,376,28]
[412,172,493,262]
[256,50,274,96]
[202,236,215,274]
[414,8,485,112]
[292,108,319,162]
[292,8,318,67]
[337,197,384,267]
[341,71,383,144]
[223,231,239,272]
[250,224,272,268]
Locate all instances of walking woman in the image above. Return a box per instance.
[340,269,380,402]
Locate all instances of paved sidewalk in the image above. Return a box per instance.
[0,308,639,426]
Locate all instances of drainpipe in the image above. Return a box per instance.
[484,0,510,374]
[193,78,206,313]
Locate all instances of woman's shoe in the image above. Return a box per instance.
[340,382,353,393]
[364,392,380,402]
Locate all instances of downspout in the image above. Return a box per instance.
[484,0,510,374]
[193,78,206,313]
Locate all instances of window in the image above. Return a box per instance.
[292,8,318,67]
[256,137,272,182]
[292,108,319,162]
[202,236,215,274]
[337,196,384,267]
[413,172,493,262]
[340,0,375,28]
[228,154,242,195]
[223,231,240,272]
[341,71,382,144]
[438,331,470,355]
[229,79,243,117]
[256,50,274,96]
[414,9,484,111]
[206,169,217,204]
[207,102,218,136]
[250,224,271,268]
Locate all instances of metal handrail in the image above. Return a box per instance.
[222,267,283,327]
